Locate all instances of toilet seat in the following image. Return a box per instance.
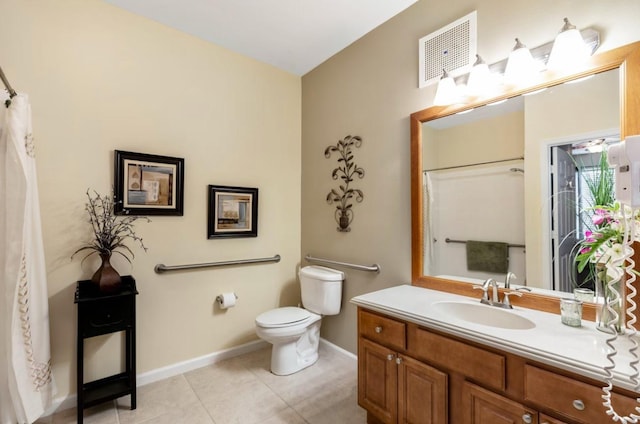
[256,306,311,328]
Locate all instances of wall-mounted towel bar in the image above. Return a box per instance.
[445,238,525,249]
[304,254,380,273]
[154,254,281,273]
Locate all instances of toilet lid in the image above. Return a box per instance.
[256,307,311,328]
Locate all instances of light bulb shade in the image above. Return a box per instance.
[548,22,590,72]
[467,55,492,97]
[433,71,459,106]
[504,39,539,87]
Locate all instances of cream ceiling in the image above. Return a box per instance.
[103,0,418,76]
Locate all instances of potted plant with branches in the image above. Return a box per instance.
[72,189,150,293]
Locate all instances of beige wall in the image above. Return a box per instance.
[424,110,524,169]
[302,0,640,354]
[0,0,301,401]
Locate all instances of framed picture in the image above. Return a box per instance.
[114,150,184,216]
[208,185,258,238]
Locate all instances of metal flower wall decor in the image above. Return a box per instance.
[325,135,365,232]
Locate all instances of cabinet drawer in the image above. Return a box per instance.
[79,297,133,338]
[408,325,505,391]
[539,414,569,424]
[524,364,637,423]
[359,309,406,351]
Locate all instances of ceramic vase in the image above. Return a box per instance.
[91,252,122,294]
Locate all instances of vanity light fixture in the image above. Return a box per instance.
[504,38,540,87]
[426,20,599,106]
[466,54,493,98]
[433,69,460,106]
[547,18,591,73]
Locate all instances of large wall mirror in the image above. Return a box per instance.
[411,41,640,317]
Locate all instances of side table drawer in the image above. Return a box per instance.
[79,296,133,337]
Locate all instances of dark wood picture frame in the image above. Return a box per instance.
[207,185,258,238]
[114,150,184,216]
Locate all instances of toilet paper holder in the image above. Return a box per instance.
[216,293,238,303]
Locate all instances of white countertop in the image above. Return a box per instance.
[351,284,640,392]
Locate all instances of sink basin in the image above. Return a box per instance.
[431,301,536,330]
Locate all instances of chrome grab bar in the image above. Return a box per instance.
[304,254,380,273]
[445,238,525,249]
[154,254,281,273]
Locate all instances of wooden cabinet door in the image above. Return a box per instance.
[358,338,398,424]
[397,354,447,424]
[462,381,538,424]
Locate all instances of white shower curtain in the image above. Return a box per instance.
[0,93,54,424]
[423,171,434,275]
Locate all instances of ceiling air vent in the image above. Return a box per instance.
[419,11,477,88]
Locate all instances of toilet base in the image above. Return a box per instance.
[270,320,321,375]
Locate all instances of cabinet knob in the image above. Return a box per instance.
[522,413,533,424]
[387,354,395,361]
[375,326,383,333]
[572,399,585,411]
[396,357,403,365]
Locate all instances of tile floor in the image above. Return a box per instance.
[36,344,366,424]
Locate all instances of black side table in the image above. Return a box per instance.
[75,276,138,423]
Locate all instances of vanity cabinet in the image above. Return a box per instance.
[523,364,638,423]
[358,310,447,423]
[357,307,637,424]
[462,381,538,424]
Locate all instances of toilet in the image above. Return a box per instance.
[255,265,344,375]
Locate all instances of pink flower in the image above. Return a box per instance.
[593,208,614,226]
[583,231,599,243]
[592,213,606,226]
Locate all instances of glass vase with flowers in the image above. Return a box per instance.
[575,202,639,333]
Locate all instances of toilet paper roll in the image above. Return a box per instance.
[217,292,237,309]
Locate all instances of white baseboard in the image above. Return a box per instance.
[46,337,355,416]
[46,339,268,415]
[320,338,357,361]
[136,339,269,386]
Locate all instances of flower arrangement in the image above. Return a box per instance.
[575,202,638,275]
[72,189,150,263]
[573,148,617,281]
[574,202,640,333]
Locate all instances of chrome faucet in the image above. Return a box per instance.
[473,277,524,309]
[504,272,517,289]
[484,278,500,304]
[473,278,499,305]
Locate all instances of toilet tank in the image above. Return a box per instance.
[299,266,344,315]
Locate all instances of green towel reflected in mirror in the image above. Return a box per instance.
[466,240,509,274]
